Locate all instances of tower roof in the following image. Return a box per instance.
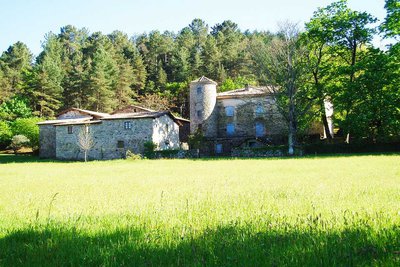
[191,76,218,85]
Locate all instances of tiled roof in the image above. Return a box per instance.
[191,76,218,85]
[101,111,170,120]
[111,105,155,114]
[56,108,110,119]
[37,117,91,125]
[53,120,102,126]
[217,86,274,98]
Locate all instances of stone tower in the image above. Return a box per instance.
[189,76,217,137]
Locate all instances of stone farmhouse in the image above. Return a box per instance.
[38,106,189,160]
[189,76,322,155]
[38,75,326,160]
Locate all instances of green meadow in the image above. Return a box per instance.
[0,154,399,266]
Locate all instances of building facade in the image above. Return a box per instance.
[38,107,185,160]
[189,76,322,155]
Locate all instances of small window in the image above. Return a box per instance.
[226,123,235,135]
[117,140,125,148]
[68,126,73,134]
[256,104,264,115]
[197,110,203,118]
[225,106,234,117]
[255,122,265,137]
[124,121,132,130]
[197,86,202,94]
[215,144,223,154]
[165,124,169,133]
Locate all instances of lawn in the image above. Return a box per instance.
[0,154,399,266]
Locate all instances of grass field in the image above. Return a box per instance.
[0,154,399,266]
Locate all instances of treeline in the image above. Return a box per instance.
[0,0,399,150]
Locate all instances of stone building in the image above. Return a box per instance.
[190,76,322,155]
[38,106,188,160]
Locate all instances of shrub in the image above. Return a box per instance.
[143,141,157,158]
[11,117,42,150]
[125,150,142,160]
[188,129,204,149]
[0,121,12,148]
[10,135,30,154]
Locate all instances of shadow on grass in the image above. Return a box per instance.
[0,225,398,266]
[1,152,399,164]
[0,154,69,164]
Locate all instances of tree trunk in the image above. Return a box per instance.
[84,150,87,162]
[288,104,297,156]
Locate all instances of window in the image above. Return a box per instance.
[255,122,265,137]
[215,144,223,154]
[255,104,264,116]
[197,110,203,118]
[67,126,73,134]
[124,121,132,130]
[165,124,169,133]
[226,123,235,135]
[197,86,202,94]
[117,140,125,148]
[225,106,234,117]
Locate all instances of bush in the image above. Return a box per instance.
[0,96,32,122]
[11,117,42,150]
[0,121,12,148]
[10,135,30,154]
[188,129,204,149]
[125,150,142,160]
[143,141,157,158]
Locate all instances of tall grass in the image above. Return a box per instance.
[0,154,399,266]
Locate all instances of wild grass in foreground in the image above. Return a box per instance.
[0,154,399,266]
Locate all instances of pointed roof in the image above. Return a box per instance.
[191,76,218,85]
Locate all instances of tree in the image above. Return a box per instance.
[381,0,400,38]
[86,44,118,112]
[11,117,41,150]
[0,96,32,122]
[0,42,33,101]
[264,22,311,155]
[30,33,64,117]
[0,121,12,147]
[77,124,94,162]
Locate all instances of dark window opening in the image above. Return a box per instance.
[68,126,73,134]
[117,140,125,148]
[197,86,202,94]
[197,110,203,118]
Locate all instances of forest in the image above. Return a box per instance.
[0,0,399,150]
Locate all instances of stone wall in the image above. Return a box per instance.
[39,125,56,158]
[216,96,287,139]
[152,115,180,150]
[54,116,181,160]
[189,81,217,137]
[55,118,154,160]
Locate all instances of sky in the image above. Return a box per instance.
[0,0,389,56]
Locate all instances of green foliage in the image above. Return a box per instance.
[0,121,12,147]
[125,149,143,160]
[381,0,400,38]
[11,117,41,149]
[9,134,30,153]
[143,141,157,157]
[188,129,205,149]
[0,96,32,121]
[219,76,257,92]
[0,155,399,265]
